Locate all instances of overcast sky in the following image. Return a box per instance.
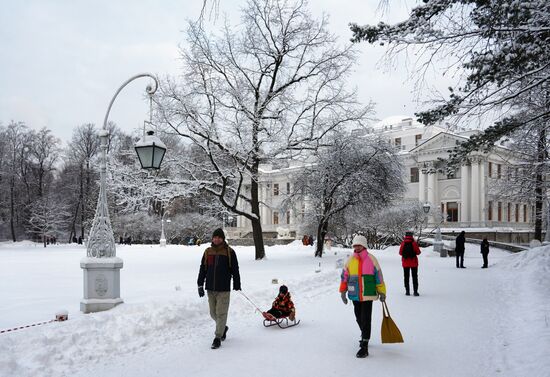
[0,0,453,144]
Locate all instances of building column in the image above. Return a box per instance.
[460,163,470,223]
[479,160,486,224]
[470,158,480,224]
[427,165,437,223]
[418,167,426,203]
[260,184,268,226]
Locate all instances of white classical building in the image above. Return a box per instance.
[372,115,534,231]
[228,115,534,239]
[230,161,305,239]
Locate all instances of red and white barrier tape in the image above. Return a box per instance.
[0,319,63,334]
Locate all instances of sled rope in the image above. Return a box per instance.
[238,291,263,313]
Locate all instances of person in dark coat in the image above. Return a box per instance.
[455,231,466,268]
[399,231,422,296]
[197,228,241,350]
[480,238,490,268]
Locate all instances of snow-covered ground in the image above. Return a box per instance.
[0,241,549,377]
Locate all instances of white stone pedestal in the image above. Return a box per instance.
[81,257,123,313]
[434,240,447,257]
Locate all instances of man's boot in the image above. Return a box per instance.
[356,339,369,358]
[211,337,221,349]
[221,326,229,341]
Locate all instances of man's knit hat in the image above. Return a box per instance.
[212,228,225,240]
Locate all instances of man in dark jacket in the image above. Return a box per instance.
[455,231,466,268]
[480,238,490,268]
[197,228,241,349]
[399,231,422,296]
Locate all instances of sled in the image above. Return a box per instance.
[262,312,300,329]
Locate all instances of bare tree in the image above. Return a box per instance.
[158,0,370,259]
[28,127,60,198]
[486,120,550,240]
[351,1,550,126]
[290,135,405,257]
[3,122,30,241]
[65,124,100,241]
[27,193,70,247]
[367,201,427,245]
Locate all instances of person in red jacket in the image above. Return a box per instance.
[399,231,421,296]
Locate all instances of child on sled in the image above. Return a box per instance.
[263,285,296,321]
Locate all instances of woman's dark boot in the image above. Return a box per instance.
[356,339,369,358]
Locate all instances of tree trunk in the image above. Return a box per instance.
[83,160,92,239]
[69,198,80,243]
[251,217,265,260]
[250,169,265,260]
[534,127,546,241]
[249,114,265,260]
[9,178,16,242]
[315,220,328,257]
[80,165,85,239]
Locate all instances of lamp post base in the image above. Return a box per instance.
[433,241,446,257]
[81,257,123,313]
[160,238,167,247]
[80,298,124,313]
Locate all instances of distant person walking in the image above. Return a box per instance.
[480,238,490,268]
[339,235,386,358]
[399,231,421,296]
[455,231,466,268]
[197,228,241,350]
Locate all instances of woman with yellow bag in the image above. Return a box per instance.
[339,235,386,358]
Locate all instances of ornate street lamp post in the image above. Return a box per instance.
[424,201,446,257]
[81,73,166,313]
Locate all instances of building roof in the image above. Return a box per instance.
[372,115,421,130]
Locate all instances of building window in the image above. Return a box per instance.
[507,203,511,222]
[497,164,502,179]
[286,182,290,194]
[515,204,519,222]
[273,211,279,225]
[286,211,291,224]
[488,162,492,177]
[524,205,528,222]
[410,167,419,183]
[488,201,493,221]
[394,137,401,147]
[415,134,422,146]
[273,183,279,196]
[447,202,458,222]
[498,202,502,222]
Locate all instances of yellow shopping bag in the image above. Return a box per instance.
[381,301,404,343]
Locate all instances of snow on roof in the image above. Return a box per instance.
[372,115,421,130]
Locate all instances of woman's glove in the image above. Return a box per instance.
[341,291,348,305]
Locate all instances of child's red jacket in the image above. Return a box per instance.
[272,293,295,314]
